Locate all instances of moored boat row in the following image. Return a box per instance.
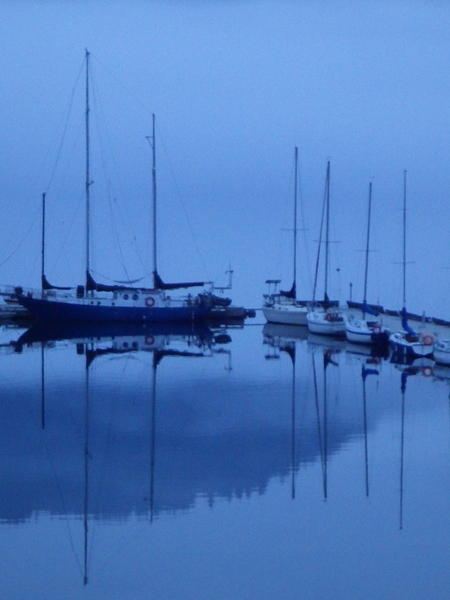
[262,156,450,364]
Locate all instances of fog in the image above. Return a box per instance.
[1,1,449,316]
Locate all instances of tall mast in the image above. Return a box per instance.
[146,114,157,287]
[402,169,407,307]
[85,49,91,289]
[152,114,157,285]
[312,161,328,303]
[41,192,46,290]
[293,147,298,297]
[324,161,330,301]
[363,181,373,306]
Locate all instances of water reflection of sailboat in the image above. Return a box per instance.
[28,319,232,585]
[262,322,309,346]
[399,370,410,530]
[361,365,379,497]
[309,344,339,500]
[263,326,298,498]
[345,339,390,364]
[394,366,426,530]
[311,346,339,500]
[13,320,229,356]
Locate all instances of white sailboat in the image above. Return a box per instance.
[263,147,309,325]
[389,170,434,359]
[263,149,338,327]
[306,161,345,336]
[345,182,390,345]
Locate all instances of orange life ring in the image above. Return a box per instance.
[145,335,155,345]
[325,313,333,322]
[145,296,155,307]
[422,334,434,346]
[422,366,433,377]
[372,324,381,334]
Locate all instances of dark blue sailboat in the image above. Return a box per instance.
[16,51,212,323]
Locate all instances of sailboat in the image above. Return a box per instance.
[263,149,337,327]
[389,171,434,358]
[15,51,212,323]
[306,161,345,336]
[345,182,390,345]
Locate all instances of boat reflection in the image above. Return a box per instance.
[1,321,450,587]
[6,319,234,585]
[13,320,231,356]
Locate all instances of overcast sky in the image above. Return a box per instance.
[1,0,450,316]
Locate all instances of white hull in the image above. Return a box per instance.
[345,318,390,345]
[306,310,346,336]
[433,339,450,365]
[263,302,308,326]
[345,326,373,344]
[389,331,434,358]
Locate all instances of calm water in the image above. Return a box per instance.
[1,319,450,600]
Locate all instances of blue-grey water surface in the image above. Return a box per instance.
[1,320,450,600]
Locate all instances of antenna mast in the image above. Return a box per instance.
[293,147,298,296]
[146,114,157,287]
[85,49,91,289]
[363,181,373,305]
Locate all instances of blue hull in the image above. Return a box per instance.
[17,295,212,323]
[390,340,433,359]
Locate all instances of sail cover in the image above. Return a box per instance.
[153,271,204,290]
[401,306,417,336]
[280,282,296,299]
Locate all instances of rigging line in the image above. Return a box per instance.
[276,151,298,283]
[312,352,326,486]
[85,360,129,569]
[91,54,153,115]
[157,127,211,281]
[88,55,158,276]
[90,64,149,281]
[45,59,85,194]
[0,63,84,269]
[49,189,84,281]
[84,55,206,281]
[0,205,40,269]
[312,165,328,303]
[39,424,84,577]
[89,269,146,285]
[275,157,292,280]
[44,123,85,278]
[16,352,84,579]
[296,156,313,293]
[90,67,131,281]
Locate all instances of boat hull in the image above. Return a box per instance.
[345,319,390,346]
[389,332,434,358]
[433,340,450,365]
[306,310,346,336]
[16,293,211,323]
[262,304,308,326]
